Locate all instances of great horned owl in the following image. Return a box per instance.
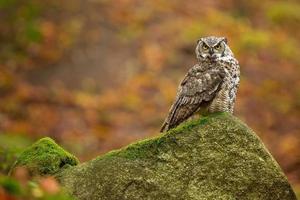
[160,36,240,132]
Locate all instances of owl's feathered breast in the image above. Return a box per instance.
[206,56,240,113]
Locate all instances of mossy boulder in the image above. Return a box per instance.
[56,113,296,200]
[10,137,79,176]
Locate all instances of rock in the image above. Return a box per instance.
[56,113,296,200]
[10,137,79,176]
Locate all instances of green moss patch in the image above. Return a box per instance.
[103,112,225,160]
[10,137,79,176]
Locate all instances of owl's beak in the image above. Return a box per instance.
[208,48,214,56]
[207,49,216,60]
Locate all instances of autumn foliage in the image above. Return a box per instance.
[0,0,299,198]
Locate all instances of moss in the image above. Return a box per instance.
[103,113,226,161]
[58,113,296,200]
[10,137,79,176]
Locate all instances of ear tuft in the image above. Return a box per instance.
[222,37,228,44]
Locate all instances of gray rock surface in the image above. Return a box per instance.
[57,113,296,200]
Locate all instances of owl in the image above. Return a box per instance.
[160,36,240,132]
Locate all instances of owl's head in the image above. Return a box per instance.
[195,36,232,61]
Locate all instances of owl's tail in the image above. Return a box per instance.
[160,121,169,133]
[160,101,199,133]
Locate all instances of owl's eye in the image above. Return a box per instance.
[214,44,221,50]
[202,44,209,50]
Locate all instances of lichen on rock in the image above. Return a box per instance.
[56,113,296,200]
[10,137,79,176]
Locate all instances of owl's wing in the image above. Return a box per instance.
[160,66,225,132]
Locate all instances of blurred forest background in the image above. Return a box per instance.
[0,0,299,198]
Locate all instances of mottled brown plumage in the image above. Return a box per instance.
[160,36,240,132]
